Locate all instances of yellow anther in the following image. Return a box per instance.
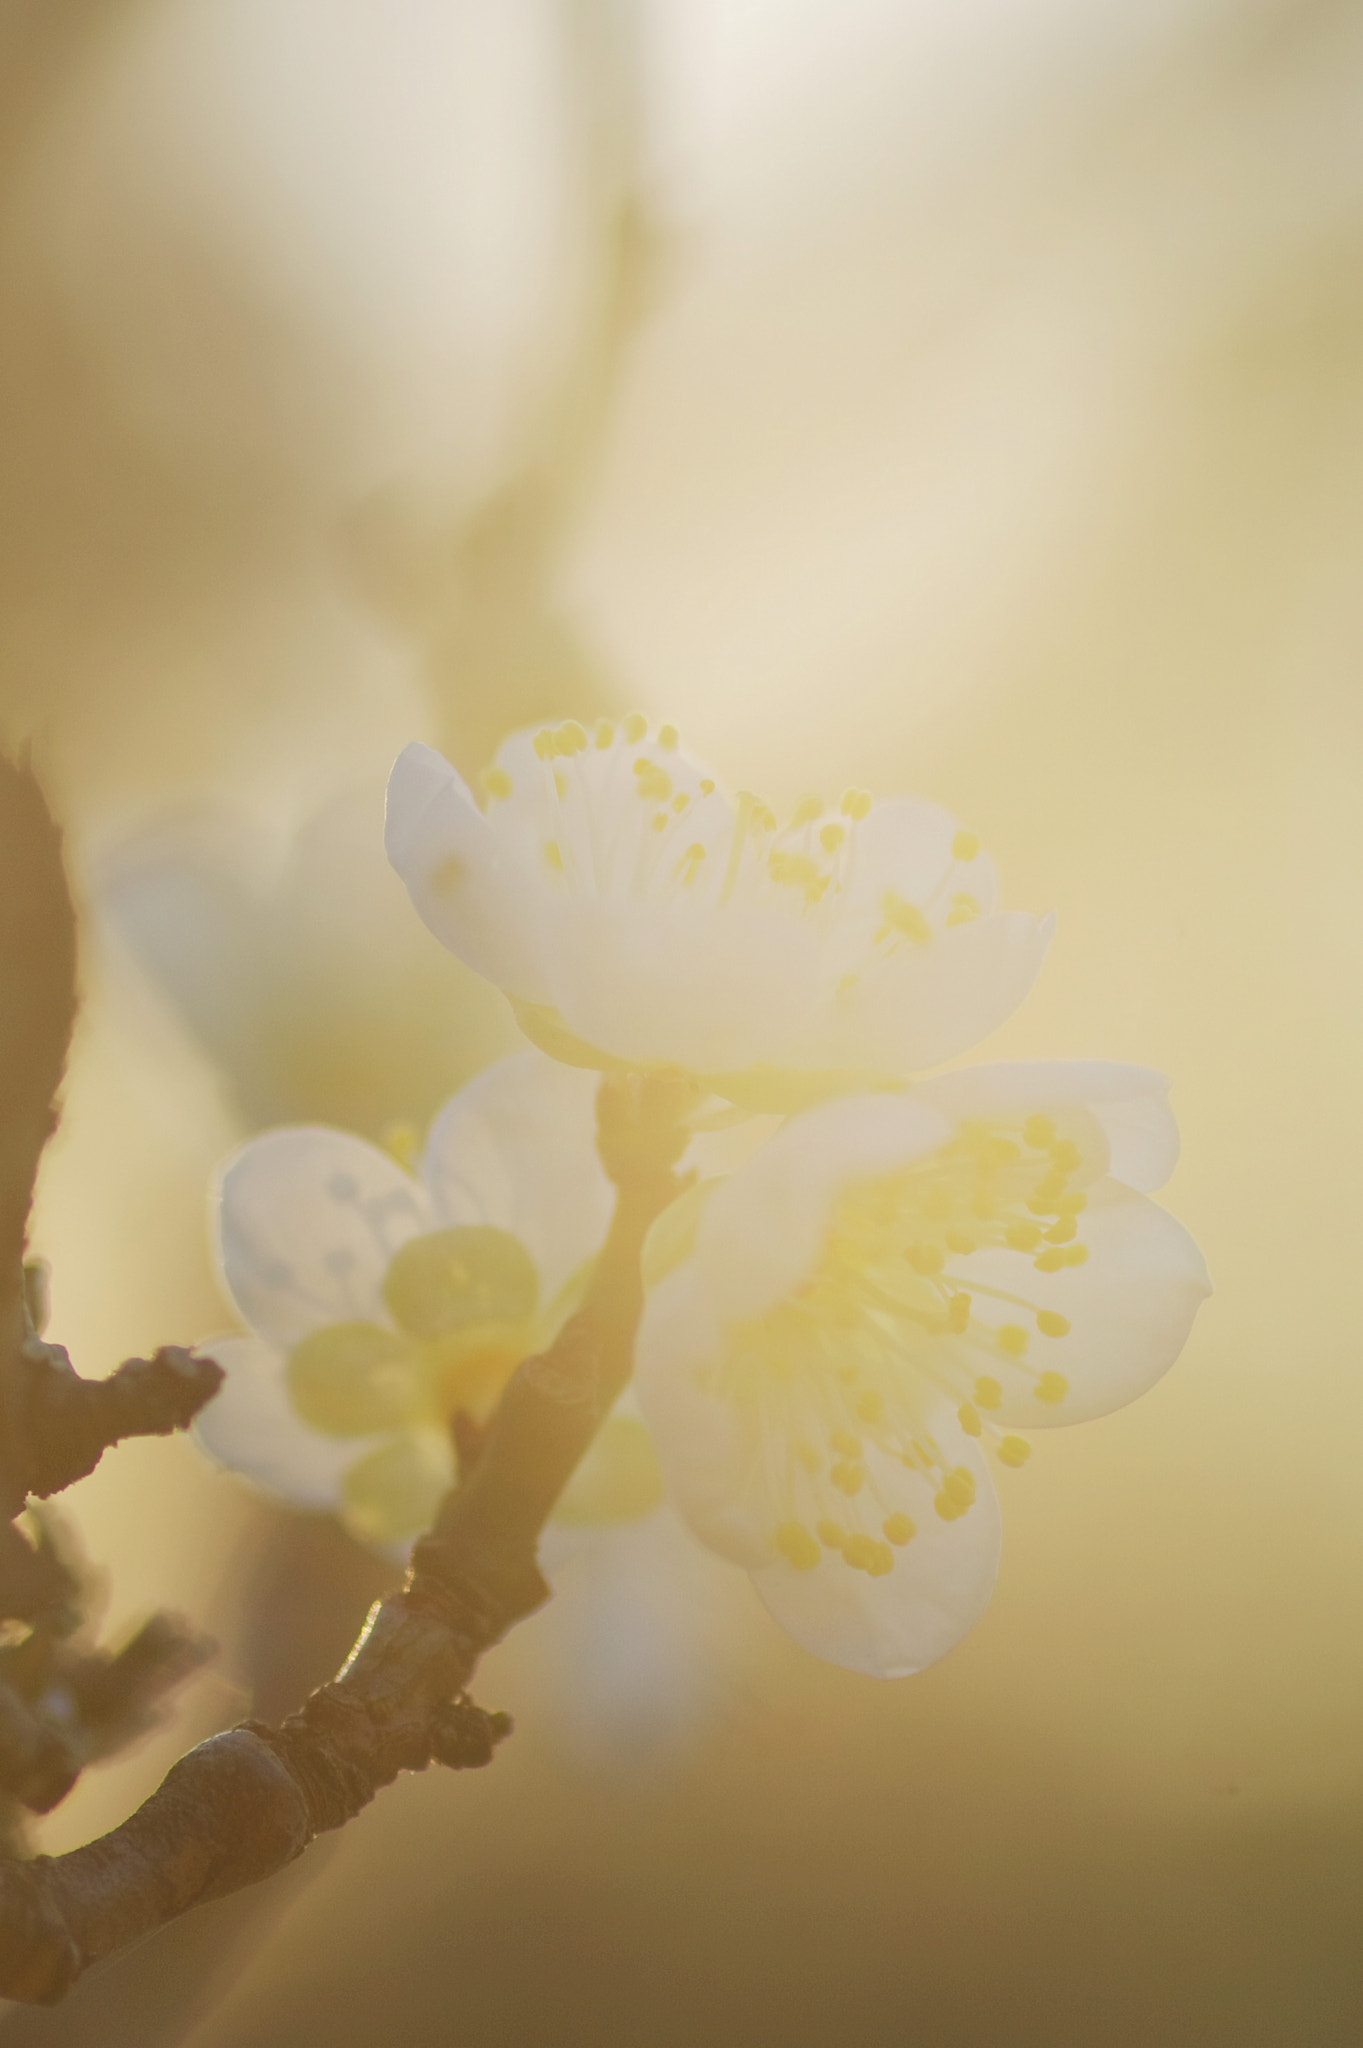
[946,1294,972,1333]
[1045,1218,1077,1245]
[1057,1191,1088,1216]
[935,1492,963,1521]
[817,1519,846,1549]
[594,718,616,749]
[882,1513,916,1546]
[672,792,690,812]
[830,1461,865,1497]
[958,1403,983,1437]
[631,757,649,775]
[769,851,823,895]
[943,1466,977,1508]
[945,1229,976,1255]
[378,1122,420,1173]
[651,812,668,832]
[1036,1310,1071,1338]
[557,720,588,754]
[985,1136,1022,1166]
[974,1376,1003,1411]
[1036,1372,1069,1405]
[753,801,778,833]
[1050,1139,1082,1172]
[819,823,846,855]
[881,892,932,945]
[855,1388,885,1425]
[677,842,707,884]
[843,1534,894,1576]
[774,1521,821,1571]
[796,1440,821,1471]
[906,1243,944,1275]
[544,841,565,873]
[533,728,556,759]
[430,855,465,897]
[1006,1221,1043,1252]
[831,1428,861,1459]
[658,722,680,750]
[1023,1115,1056,1150]
[624,711,648,742]
[840,788,873,820]
[997,1436,1031,1468]
[791,794,824,827]
[952,830,981,861]
[1063,1243,1089,1266]
[1033,1248,1067,1273]
[480,766,513,802]
[700,778,716,796]
[946,894,980,926]
[998,1321,1029,1355]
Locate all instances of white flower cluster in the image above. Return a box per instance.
[199,716,1208,1678]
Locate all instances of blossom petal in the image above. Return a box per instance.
[963,1180,1211,1427]
[833,797,1001,940]
[637,1281,1003,1678]
[634,1266,757,1561]
[384,742,552,1003]
[910,1060,1180,1190]
[542,896,822,1074]
[803,910,1055,1075]
[691,1093,952,1321]
[191,1335,367,1509]
[215,1127,430,1346]
[752,1422,1002,1679]
[422,1050,614,1301]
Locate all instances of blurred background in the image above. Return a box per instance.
[2,0,1363,2040]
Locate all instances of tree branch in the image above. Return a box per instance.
[0,1071,692,2004]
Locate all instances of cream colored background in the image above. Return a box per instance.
[2,2,1361,2042]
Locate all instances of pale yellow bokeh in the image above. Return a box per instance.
[3,2,1362,2042]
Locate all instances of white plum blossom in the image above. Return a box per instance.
[194,1050,663,1548]
[634,1062,1210,1678]
[385,718,1053,1109]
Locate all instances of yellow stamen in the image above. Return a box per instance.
[882,1514,916,1546]
[1036,1310,1071,1338]
[624,711,648,742]
[997,1436,1031,1468]
[775,1521,821,1570]
[958,1403,982,1437]
[974,1376,1003,1410]
[1036,1372,1069,1405]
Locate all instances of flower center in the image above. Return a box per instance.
[480,717,984,947]
[719,1115,1090,1578]
[285,1226,542,1542]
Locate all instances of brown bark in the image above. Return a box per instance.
[0,1071,692,2004]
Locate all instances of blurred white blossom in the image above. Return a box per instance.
[195,1049,659,1547]
[385,718,1052,1107]
[635,1061,1209,1677]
